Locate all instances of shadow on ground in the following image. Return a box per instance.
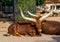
[52,36,60,42]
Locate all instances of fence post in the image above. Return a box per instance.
[34,0,36,13]
[13,0,18,22]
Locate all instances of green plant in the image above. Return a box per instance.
[2,0,13,5]
[36,0,45,6]
[16,0,35,22]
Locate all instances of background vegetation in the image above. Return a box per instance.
[36,0,45,6]
[16,0,35,22]
[0,0,45,22]
[1,0,13,5]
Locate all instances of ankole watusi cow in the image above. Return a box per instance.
[8,8,60,36]
[20,8,60,35]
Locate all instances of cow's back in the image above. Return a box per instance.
[42,20,60,35]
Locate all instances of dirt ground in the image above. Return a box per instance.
[0,17,60,42]
[0,27,60,42]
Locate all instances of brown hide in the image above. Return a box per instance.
[42,20,60,35]
[8,22,36,36]
[34,17,60,35]
[35,20,42,36]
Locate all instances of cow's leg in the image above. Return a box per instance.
[16,24,29,36]
[14,24,21,36]
[14,30,21,36]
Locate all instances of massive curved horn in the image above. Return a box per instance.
[28,11,37,17]
[20,8,36,22]
[39,11,53,21]
[28,11,43,18]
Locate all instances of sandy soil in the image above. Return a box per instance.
[45,17,60,22]
[0,27,60,42]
